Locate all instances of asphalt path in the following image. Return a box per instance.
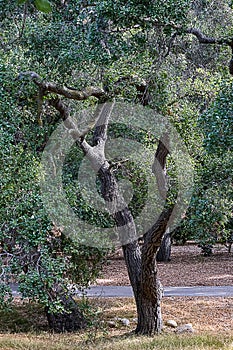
[10,284,233,298]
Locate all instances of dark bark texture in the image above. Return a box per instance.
[156,230,172,262]
[82,104,173,335]
[45,292,87,333]
[26,72,174,335]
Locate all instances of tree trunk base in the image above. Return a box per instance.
[45,294,87,333]
[135,280,163,336]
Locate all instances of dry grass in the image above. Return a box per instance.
[0,244,232,349]
[0,297,232,349]
[90,297,233,334]
[0,332,232,350]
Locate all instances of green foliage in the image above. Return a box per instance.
[181,80,233,247]
[34,0,52,13]
[200,81,233,154]
[18,0,52,13]
[1,0,233,320]
[0,47,107,313]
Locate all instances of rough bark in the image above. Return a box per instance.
[82,102,173,335]
[152,134,169,200]
[153,133,172,262]
[97,160,173,334]
[156,229,171,262]
[136,279,163,335]
[26,74,174,336]
[135,208,172,335]
[97,162,172,335]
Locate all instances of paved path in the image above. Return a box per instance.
[10,284,233,298]
[77,285,233,298]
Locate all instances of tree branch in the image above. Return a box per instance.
[48,98,70,121]
[18,71,106,101]
[93,102,115,147]
[143,206,174,253]
[164,32,179,58]
[164,27,233,74]
[48,97,101,141]
[185,28,232,46]
[152,132,170,200]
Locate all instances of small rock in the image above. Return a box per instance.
[132,318,138,323]
[120,318,130,326]
[107,321,116,328]
[165,320,178,328]
[114,317,130,326]
[176,323,194,333]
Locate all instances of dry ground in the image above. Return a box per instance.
[93,244,233,336]
[0,244,232,350]
[96,244,233,287]
[91,297,233,335]
[1,296,232,336]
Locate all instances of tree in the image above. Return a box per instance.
[20,72,177,335]
[186,80,233,252]
[0,30,108,331]
[1,0,233,335]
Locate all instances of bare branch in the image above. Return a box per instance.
[164,26,233,59]
[18,71,106,101]
[186,28,232,46]
[152,132,170,200]
[93,102,115,147]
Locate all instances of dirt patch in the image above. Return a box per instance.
[91,296,233,335]
[162,297,233,334]
[96,244,233,287]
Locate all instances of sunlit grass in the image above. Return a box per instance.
[0,332,232,350]
[0,297,232,350]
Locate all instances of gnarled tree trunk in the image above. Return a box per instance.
[135,279,163,335]
[79,103,173,336]
[26,70,186,336]
[119,222,166,335]
[121,210,172,335]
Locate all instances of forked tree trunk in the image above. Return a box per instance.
[28,77,173,335]
[80,102,172,336]
[98,164,165,335]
